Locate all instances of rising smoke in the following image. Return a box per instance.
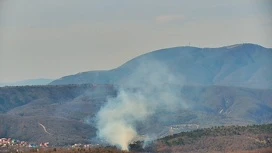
[96,60,187,150]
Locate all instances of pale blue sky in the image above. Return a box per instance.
[0,0,271,82]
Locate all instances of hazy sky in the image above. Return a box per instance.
[0,0,271,82]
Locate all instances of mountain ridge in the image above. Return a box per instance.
[49,43,272,89]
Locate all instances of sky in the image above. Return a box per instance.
[0,0,271,83]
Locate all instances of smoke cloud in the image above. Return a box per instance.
[96,59,186,150]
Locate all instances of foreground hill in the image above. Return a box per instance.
[0,84,271,146]
[154,124,272,153]
[49,44,272,89]
[2,124,271,153]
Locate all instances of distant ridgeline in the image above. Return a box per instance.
[0,78,53,87]
[49,43,272,89]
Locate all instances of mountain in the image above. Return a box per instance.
[0,84,271,145]
[49,43,272,89]
[0,78,54,87]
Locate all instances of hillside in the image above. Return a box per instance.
[154,124,272,153]
[0,84,271,146]
[0,84,116,114]
[3,124,271,153]
[0,114,96,146]
[0,84,116,146]
[49,44,272,89]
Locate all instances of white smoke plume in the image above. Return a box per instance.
[96,59,187,150]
